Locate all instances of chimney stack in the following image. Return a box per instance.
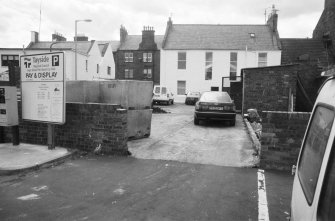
[139,26,157,50]
[31,31,39,43]
[120,25,128,44]
[74,34,88,41]
[266,5,278,33]
[52,32,67,41]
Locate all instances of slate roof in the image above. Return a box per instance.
[280,38,330,66]
[163,24,280,51]
[26,41,95,55]
[119,35,164,50]
[97,41,110,57]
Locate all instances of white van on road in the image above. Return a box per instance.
[290,72,335,221]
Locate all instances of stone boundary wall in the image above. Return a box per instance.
[260,111,311,171]
[1,102,128,155]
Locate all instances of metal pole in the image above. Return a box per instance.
[47,124,55,150]
[75,20,78,80]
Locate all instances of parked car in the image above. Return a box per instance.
[153,85,174,105]
[290,72,335,221]
[185,92,201,105]
[194,91,236,126]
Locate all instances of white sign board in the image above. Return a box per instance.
[20,52,65,124]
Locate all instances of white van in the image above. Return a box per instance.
[290,72,335,221]
[153,85,174,105]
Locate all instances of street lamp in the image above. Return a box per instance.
[75,19,92,80]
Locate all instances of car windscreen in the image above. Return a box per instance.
[200,92,231,103]
[161,87,167,94]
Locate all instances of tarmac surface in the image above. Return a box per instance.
[0,155,293,221]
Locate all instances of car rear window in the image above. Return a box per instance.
[189,92,200,96]
[200,92,231,103]
[298,105,335,205]
[161,87,167,94]
[154,87,160,94]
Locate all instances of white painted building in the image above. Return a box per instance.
[160,13,282,101]
[25,32,117,80]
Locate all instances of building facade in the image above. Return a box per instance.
[114,26,162,85]
[160,14,282,102]
[25,32,116,80]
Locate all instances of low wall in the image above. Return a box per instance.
[2,103,128,155]
[260,111,310,171]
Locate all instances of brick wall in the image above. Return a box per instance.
[2,103,128,155]
[260,111,311,171]
[313,5,335,55]
[243,65,299,114]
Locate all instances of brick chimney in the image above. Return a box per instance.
[31,31,39,43]
[74,34,88,41]
[266,5,278,33]
[139,26,157,50]
[52,32,67,41]
[120,25,128,44]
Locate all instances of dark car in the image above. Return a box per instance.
[185,92,201,105]
[194,91,236,126]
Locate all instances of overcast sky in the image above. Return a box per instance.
[1,0,324,48]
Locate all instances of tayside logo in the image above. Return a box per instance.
[24,58,31,68]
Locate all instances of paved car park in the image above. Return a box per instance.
[0,103,293,221]
[129,103,257,167]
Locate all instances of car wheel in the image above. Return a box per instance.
[172,99,174,104]
[194,117,199,125]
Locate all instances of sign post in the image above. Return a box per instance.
[20,52,65,149]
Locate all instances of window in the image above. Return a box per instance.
[143,68,152,78]
[230,52,237,80]
[125,69,134,79]
[97,64,99,73]
[125,52,133,62]
[258,53,267,67]
[298,105,335,205]
[107,66,111,75]
[205,52,213,80]
[85,60,88,72]
[1,55,19,67]
[143,53,152,62]
[177,81,186,95]
[318,140,335,221]
[178,52,186,69]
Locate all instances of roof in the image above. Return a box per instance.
[26,41,95,55]
[163,24,280,50]
[96,41,110,57]
[280,38,330,66]
[119,35,164,50]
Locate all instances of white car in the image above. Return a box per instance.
[290,70,335,221]
[152,85,174,105]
